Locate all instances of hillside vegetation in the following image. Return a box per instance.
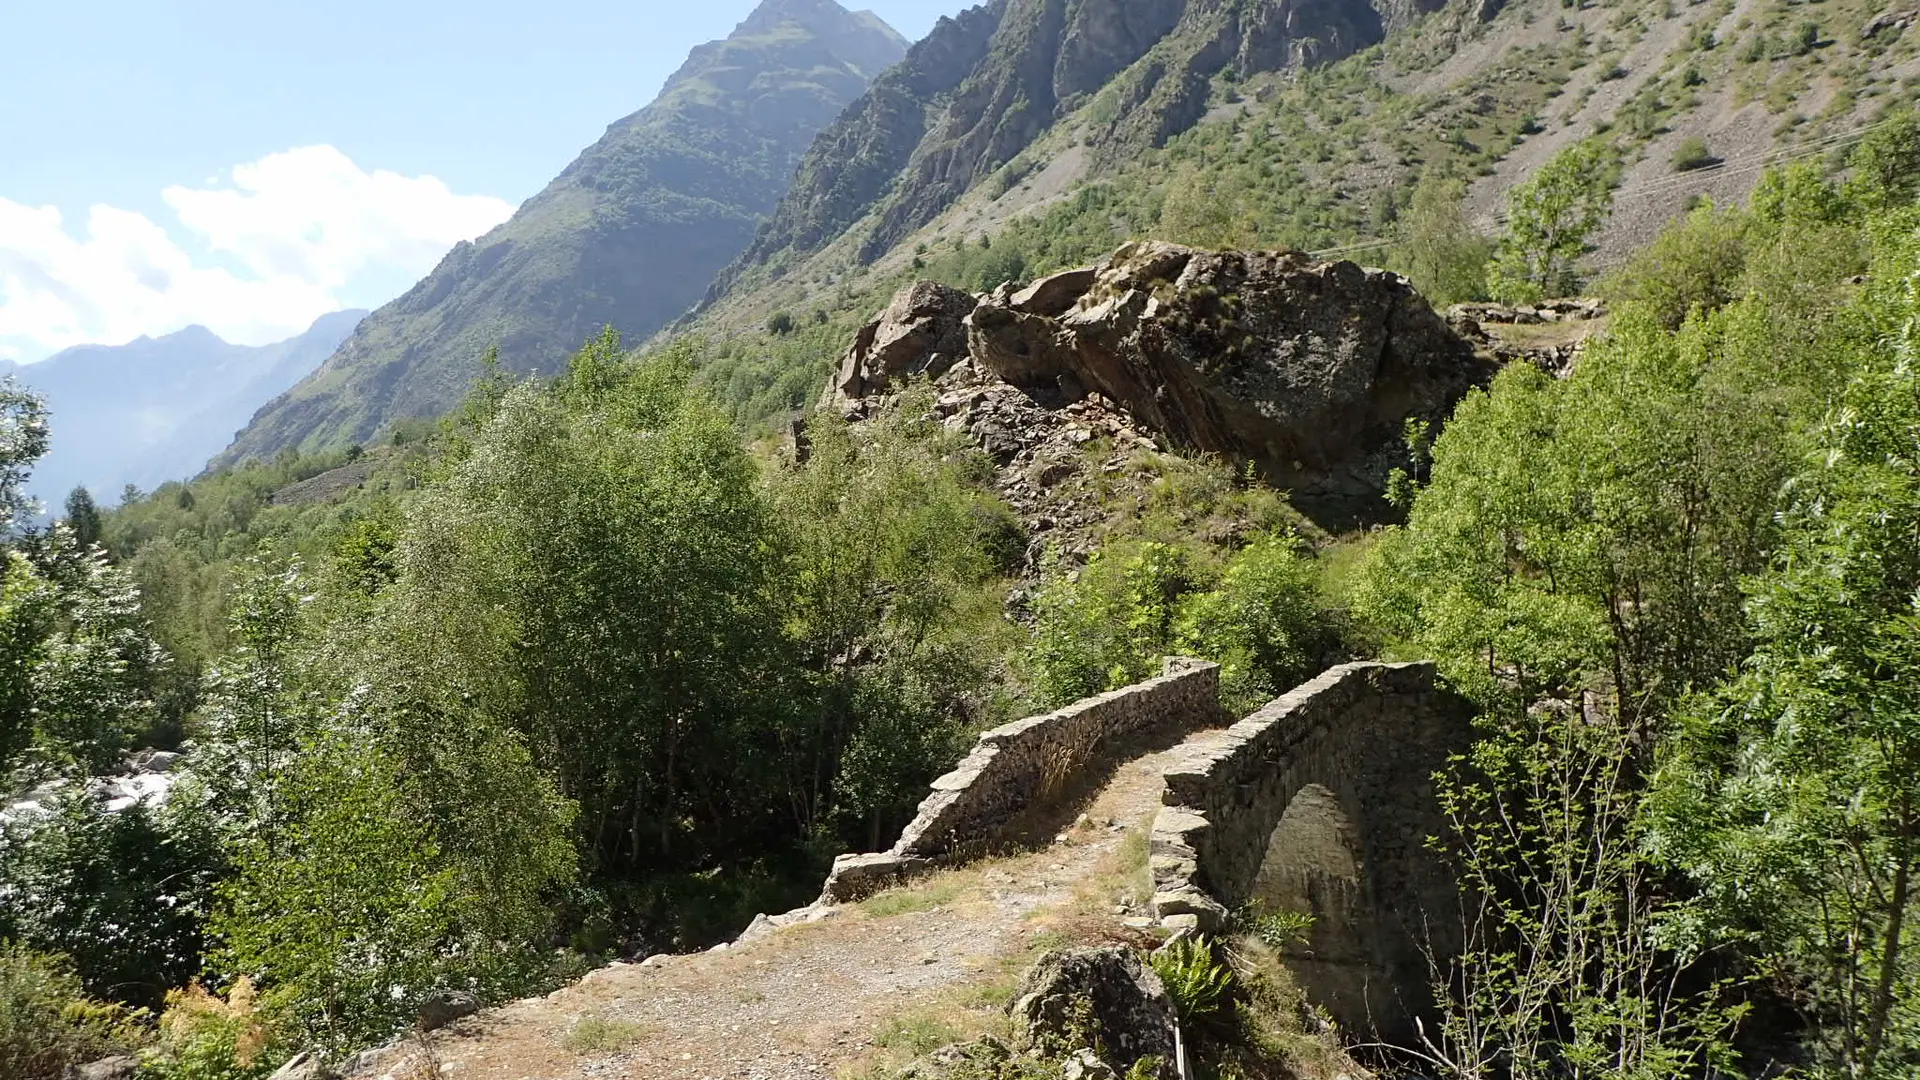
[6,134,1920,1075]
[686,0,1920,432]
[9,0,1920,1073]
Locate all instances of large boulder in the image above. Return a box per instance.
[1009,947,1177,1077]
[829,281,979,404]
[415,989,480,1032]
[966,242,1491,514]
[64,1057,139,1080]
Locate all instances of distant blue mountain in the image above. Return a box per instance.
[3,311,365,506]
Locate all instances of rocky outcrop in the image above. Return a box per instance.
[1009,947,1178,1076]
[264,1052,330,1080]
[965,242,1491,512]
[64,1057,140,1080]
[707,3,1010,304]
[416,990,481,1032]
[830,281,979,401]
[1864,8,1916,37]
[1447,297,1608,377]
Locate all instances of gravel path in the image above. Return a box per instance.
[401,749,1182,1080]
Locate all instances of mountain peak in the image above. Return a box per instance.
[735,0,865,37]
[212,0,905,468]
[157,324,224,347]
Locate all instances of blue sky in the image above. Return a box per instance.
[0,1,954,363]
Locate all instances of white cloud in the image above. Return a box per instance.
[0,146,514,361]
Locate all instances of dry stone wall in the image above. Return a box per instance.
[820,658,1228,903]
[1149,661,1474,1041]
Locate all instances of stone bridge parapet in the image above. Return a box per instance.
[1150,661,1473,1041]
[820,658,1228,903]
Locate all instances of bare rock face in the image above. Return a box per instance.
[830,281,979,404]
[264,1052,331,1080]
[1009,947,1177,1077]
[966,242,1490,512]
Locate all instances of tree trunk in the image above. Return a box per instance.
[1863,815,1915,1074]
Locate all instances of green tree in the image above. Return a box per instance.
[1358,296,1824,719]
[1417,702,1745,1079]
[1156,164,1260,250]
[210,732,460,1050]
[1846,110,1920,211]
[1489,141,1617,303]
[773,394,1017,844]
[1596,200,1751,329]
[376,346,782,874]
[62,489,101,550]
[1389,173,1493,306]
[191,554,324,829]
[1649,231,1920,1075]
[0,378,50,534]
[0,790,223,1009]
[1,530,168,777]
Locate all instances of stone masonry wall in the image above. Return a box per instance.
[820,658,1227,903]
[1148,661,1473,1040]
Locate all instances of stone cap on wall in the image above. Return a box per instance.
[819,657,1227,904]
[1147,661,1442,931]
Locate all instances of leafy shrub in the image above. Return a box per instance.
[1671,135,1716,172]
[208,734,472,1052]
[1030,533,1330,713]
[0,945,146,1080]
[1792,20,1820,54]
[139,979,288,1080]
[1595,200,1750,328]
[1236,900,1315,950]
[1174,534,1325,714]
[0,791,225,1009]
[1028,541,1200,705]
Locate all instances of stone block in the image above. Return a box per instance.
[819,851,930,904]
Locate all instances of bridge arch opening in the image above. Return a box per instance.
[1251,782,1392,1030]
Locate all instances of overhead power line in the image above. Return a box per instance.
[1305,116,1897,260]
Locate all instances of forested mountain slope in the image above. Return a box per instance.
[707,0,1458,301]
[689,0,1920,420]
[213,0,906,467]
[1,311,361,506]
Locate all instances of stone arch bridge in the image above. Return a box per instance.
[1150,661,1474,1043]
[812,659,1473,1043]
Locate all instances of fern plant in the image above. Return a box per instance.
[1149,938,1236,1027]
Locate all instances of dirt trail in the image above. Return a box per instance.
[410,747,1189,1080]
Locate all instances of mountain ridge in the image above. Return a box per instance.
[707,0,1457,303]
[10,311,364,505]
[213,0,907,468]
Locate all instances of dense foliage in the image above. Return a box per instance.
[1360,133,1920,1075]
